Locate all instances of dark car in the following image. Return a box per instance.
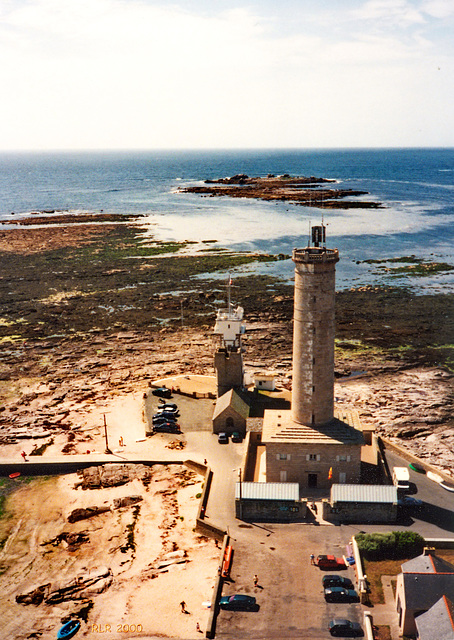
[153,423,181,434]
[219,594,256,610]
[154,410,180,420]
[152,414,178,424]
[231,432,243,443]
[151,387,172,398]
[218,432,229,444]
[398,495,423,509]
[322,575,354,589]
[158,402,178,411]
[324,587,359,603]
[329,619,363,637]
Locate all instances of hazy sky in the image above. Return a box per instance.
[0,0,453,150]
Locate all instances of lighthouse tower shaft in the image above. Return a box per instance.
[291,239,339,426]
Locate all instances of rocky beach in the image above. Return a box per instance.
[0,210,453,638]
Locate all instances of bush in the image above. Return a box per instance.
[356,531,425,560]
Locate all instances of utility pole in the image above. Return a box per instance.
[104,414,112,454]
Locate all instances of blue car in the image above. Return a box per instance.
[219,594,256,610]
[324,587,359,603]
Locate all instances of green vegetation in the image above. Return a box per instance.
[120,505,141,556]
[29,438,54,456]
[356,531,425,560]
[361,255,454,277]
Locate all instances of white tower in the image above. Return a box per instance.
[291,225,339,426]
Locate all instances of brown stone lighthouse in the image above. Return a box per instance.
[291,225,339,426]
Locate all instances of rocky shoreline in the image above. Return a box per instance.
[0,215,453,475]
[179,173,383,208]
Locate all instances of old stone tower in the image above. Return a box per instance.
[291,224,339,426]
[213,279,246,397]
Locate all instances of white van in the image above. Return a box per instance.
[392,466,410,492]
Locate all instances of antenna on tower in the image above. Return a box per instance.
[227,273,232,314]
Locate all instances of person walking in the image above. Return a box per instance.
[180,600,186,613]
[310,553,315,565]
[253,574,258,587]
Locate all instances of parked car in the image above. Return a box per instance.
[153,411,179,420]
[219,594,256,610]
[152,423,181,434]
[398,495,423,509]
[324,587,359,603]
[231,432,243,443]
[218,432,229,444]
[316,555,346,569]
[151,387,172,398]
[152,414,178,424]
[158,402,178,410]
[322,575,354,589]
[329,619,364,637]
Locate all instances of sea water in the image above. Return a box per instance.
[0,148,453,291]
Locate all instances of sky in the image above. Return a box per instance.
[0,0,453,150]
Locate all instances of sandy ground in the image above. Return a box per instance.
[0,394,220,640]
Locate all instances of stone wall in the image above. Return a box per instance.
[265,442,361,489]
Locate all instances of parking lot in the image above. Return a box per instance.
[215,523,362,639]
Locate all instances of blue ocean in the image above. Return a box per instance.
[0,148,453,292]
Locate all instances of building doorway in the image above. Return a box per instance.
[308,473,318,488]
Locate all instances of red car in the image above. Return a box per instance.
[315,554,346,569]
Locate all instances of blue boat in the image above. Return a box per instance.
[57,620,80,639]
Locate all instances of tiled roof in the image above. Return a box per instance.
[416,596,454,640]
[262,408,364,445]
[212,388,249,419]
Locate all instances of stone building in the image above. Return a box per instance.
[212,388,249,437]
[213,283,245,398]
[260,226,364,491]
[395,551,454,637]
[262,408,363,489]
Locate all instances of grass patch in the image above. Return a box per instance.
[363,558,403,604]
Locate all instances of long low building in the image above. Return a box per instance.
[323,484,398,523]
[235,481,306,522]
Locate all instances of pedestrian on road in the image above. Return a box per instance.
[310,553,315,565]
[196,622,201,633]
[180,600,186,613]
[253,574,258,586]
[21,451,27,461]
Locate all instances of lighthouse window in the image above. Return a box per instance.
[313,296,316,303]
[312,386,315,392]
